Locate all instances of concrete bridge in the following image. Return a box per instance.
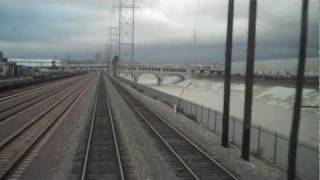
[64,63,224,84]
[118,64,193,84]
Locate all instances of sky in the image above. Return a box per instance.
[0,0,318,64]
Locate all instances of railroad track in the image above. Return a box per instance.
[110,76,238,180]
[0,77,91,179]
[81,75,125,180]
[0,76,85,122]
[0,75,83,102]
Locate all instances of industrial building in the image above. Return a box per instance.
[8,58,62,68]
[0,52,23,78]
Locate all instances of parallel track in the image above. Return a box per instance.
[110,76,238,180]
[81,74,125,180]
[0,75,83,102]
[0,76,83,122]
[0,77,91,179]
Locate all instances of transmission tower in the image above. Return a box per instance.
[113,0,137,80]
[109,26,119,58]
[106,26,119,74]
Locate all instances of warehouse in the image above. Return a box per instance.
[8,58,62,68]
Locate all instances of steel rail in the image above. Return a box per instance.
[0,75,83,102]
[103,75,126,180]
[0,78,89,150]
[0,77,83,122]
[144,104,238,180]
[111,77,238,180]
[111,78,199,179]
[81,74,125,180]
[0,80,60,102]
[128,99,200,180]
[81,85,98,180]
[0,77,91,179]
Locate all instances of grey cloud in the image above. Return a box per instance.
[0,0,318,62]
[0,2,112,59]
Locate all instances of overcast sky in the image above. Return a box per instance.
[0,0,318,64]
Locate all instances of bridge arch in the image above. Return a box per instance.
[161,74,185,84]
[136,73,161,85]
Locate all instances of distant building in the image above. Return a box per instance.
[0,52,12,77]
[0,58,21,78]
[0,59,11,77]
[8,58,62,68]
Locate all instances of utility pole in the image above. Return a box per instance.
[241,0,257,161]
[222,0,235,148]
[287,0,309,179]
[131,0,135,81]
[118,0,121,61]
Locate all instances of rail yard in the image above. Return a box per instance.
[0,71,299,180]
[0,78,316,180]
[0,0,318,179]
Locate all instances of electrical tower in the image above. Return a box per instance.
[113,0,137,80]
[109,27,119,59]
[107,26,119,74]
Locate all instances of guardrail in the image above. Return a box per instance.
[119,77,318,180]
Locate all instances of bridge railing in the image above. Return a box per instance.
[118,77,318,180]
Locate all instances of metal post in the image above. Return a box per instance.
[185,100,188,113]
[207,107,210,128]
[257,126,261,154]
[222,0,235,148]
[201,105,203,124]
[118,0,122,62]
[232,117,235,142]
[181,100,184,112]
[131,0,135,81]
[208,109,211,129]
[288,0,309,179]
[241,0,257,161]
[191,102,193,115]
[195,104,198,121]
[273,132,278,163]
[214,111,217,132]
